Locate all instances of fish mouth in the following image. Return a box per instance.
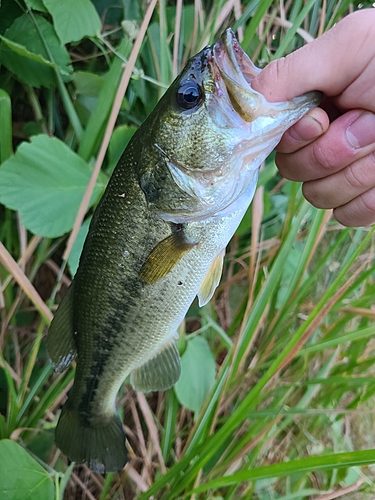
[212,29,321,122]
[212,29,262,121]
[213,29,260,89]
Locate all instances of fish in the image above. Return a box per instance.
[47,29,321,473]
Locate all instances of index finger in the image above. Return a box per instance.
[276,107,328,153]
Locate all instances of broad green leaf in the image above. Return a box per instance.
[25,0,48,12]
[0,36,57,73]
[0,14,71,88]
[73,71,105,97]
[0,439,54,500]
[0,135,105,237]
[174,336,216,414]
[0,89,12,163]
[67,217,91,276]
[42,0,102,45]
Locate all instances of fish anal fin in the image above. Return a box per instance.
[131,338,181,392]
[198,249,225,307]
[47,284,77,373]
[55,406,127,473]
[139,230,196,284]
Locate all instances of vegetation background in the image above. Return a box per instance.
[1,0,375,498]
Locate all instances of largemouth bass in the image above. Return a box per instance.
[47,29,320,473]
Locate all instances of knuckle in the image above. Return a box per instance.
[343,152,375,190]
[263,58,287,82]
[360,190,375,215]
[272,57,287,81]
[343,164,368,190]
[311,142,337,172]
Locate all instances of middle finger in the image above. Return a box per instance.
[302,150,375,209]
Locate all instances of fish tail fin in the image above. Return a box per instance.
[55,406,127,473]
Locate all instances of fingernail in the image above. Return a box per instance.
[346,111,375,148]
[289,114,324,142]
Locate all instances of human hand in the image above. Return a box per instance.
[251,9,375,227]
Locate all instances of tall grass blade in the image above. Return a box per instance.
[191,449,375,493]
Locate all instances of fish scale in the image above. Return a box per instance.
[47,29,321,473]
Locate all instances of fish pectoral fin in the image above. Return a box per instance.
[198,249,225,307]
[139,230,196,284]
[130,338,181,392]
[47,283,77,373]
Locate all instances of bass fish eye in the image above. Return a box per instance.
[176,82,203,110]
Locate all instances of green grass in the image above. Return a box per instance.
[1,0,375,499]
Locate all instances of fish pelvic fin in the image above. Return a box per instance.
[198,249,225,307]
[55,406,127,473]
[139,230,196,284]
[131,338,181,392]
[47,283,77,373]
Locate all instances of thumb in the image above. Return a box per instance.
[251,9,375,103]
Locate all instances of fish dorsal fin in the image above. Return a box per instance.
[130,338,181,392]
[198,249,225,307]
[139,230,196,284]
[47,283,77,373]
